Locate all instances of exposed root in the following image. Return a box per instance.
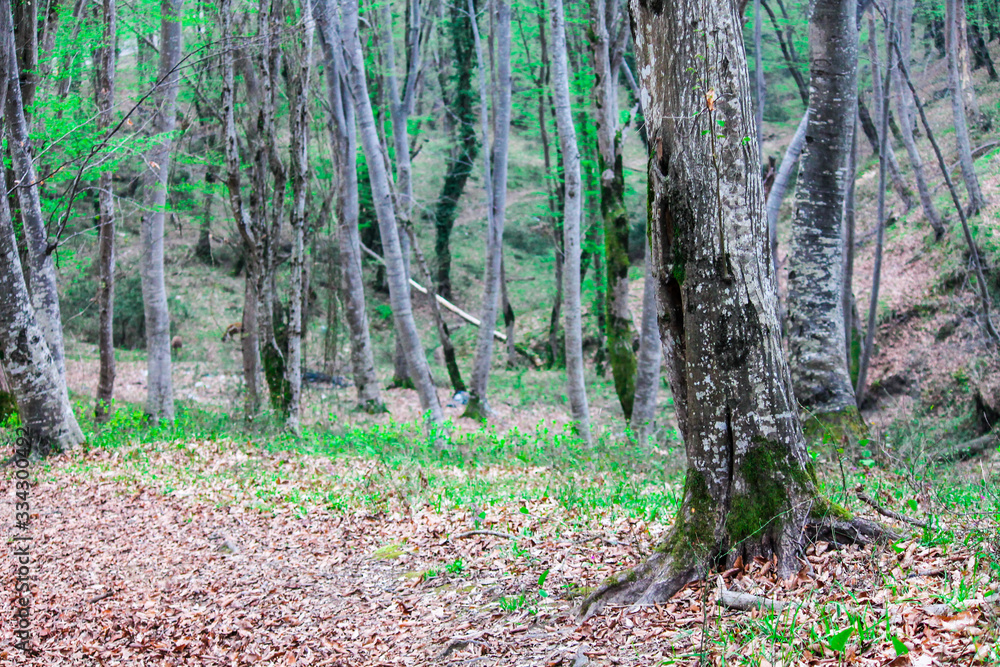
[806,514,897,547]
[578,550,702,621]
[717,589,787,612]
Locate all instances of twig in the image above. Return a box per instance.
[87,590,116,604]
[933,430,999,462]
[717,589,787,612]
[856,488,929,529]
[450,529,517,541]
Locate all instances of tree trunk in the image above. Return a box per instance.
[582,0,883,616]
[433,0,479,301]
[0,15,82,454]
[765,110,808,277]
[341,0,443,427]
[139,0,183,423]
[760,0,809,107]
[843,116,858,376]
[95,0,117,424]
[949,0,980,117]
[591,0,637,423]
[464,0,512,421]
[864,12,915,212]
[947,0,986,214]
[631,241,662,448]
[285,0,315,434]
[12,0,36,119]
[4,35,68,387]
[221,0,262,418]
[314,0,385,413]
[786,0,864,441]
[894,0,945,239]
[500,255,516,368]
[551,0,591,443]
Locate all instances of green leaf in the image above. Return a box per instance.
[907,499,918,512]
[538,568,550,588]
[827,627,854,652]
[891,636,909,656]
[519,506,529,515]
[891,540,906,553]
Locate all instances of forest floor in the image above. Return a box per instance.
[1,430,998,666]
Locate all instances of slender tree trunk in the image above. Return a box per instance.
[285,0,315,434]
[434,0,479,300]
[550,0,591,443]
[631,241,661,448]
[139,0,183,423]
[950,0,980,117]
[12,0,36,118]
[464,0,512,421]
[766,110,808,277]
[761,0,810,107]
[865,12,915,212]
[95,0,117,423]
[221,0,262,418]
[892,34,1000,341]
[786,0,864,441]
[314,0,385,413]
[0,11,82,455]
[947,0,987,214]
[591,0,637,423]
[583,0,884,617]
[500,255,516,368]
[341,0,443,427]
[856,1,898,406]
[894,0,945,239]
[843,116,858,375]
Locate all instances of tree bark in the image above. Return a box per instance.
[285,0,315,434]
[786,0,864,440]
[551,0,591,443]
[341,0,444,427]
[12,0,37,118]
[464,0,512,421]
[894,0,945,239]
[314,0,385,413]
[591,0,637,423]
[754,0,765,156]
[139,0,183,423]
[95,0,117,423]
[947,0,986,214]
[0,13,82,455]
[582,0,884,617]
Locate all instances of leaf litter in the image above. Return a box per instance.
[1,437,997,666]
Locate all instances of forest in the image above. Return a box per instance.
[1,0,999,663]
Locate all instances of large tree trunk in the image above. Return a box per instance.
[947,0,986,214]
[786,0,863,441]
[582,0,882,616]
[464,0,512,421]
[4,32,68,387]
[285,0,315,434]
[314,0,385,413]
[894,0,944,239]
[591,0,637,423]
[551,0,591,443]
[0,15,82,455]
[341,0,443,427]
[95,0,117,423]
[139,0,183,423]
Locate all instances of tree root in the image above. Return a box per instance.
[806,513,897,547]
[578,549,703,621]
[717,589,787,612]
[856,487,929,529]
[579,511,896,620]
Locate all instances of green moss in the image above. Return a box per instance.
[725,440,792,544]
[372,542,406,560]
[656,469,716,569]
[0,391,17,423]
[802,408,867,447]
[809,496,854,522]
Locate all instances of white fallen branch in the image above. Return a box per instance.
[717,589,788,612]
